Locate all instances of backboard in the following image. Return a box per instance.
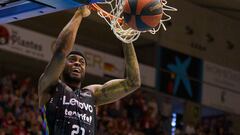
[0,0,102,24]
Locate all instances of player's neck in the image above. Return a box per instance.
[68,82,81,90]
[62,78,81,90]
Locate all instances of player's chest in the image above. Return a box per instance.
[61,92,95,114]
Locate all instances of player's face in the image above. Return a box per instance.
[64,54,86,81]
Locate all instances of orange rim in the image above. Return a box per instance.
[90,4,124,24]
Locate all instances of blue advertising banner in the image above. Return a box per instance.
[156,47,203,102]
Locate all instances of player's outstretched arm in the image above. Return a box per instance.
[85,42,141,106]
[38,7,90,107]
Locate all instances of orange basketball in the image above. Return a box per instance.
[123,0,163,31]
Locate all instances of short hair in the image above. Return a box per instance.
[67,51,87,65]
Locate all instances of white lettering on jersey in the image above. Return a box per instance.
[65,109,93,124]
[62,96,93,113]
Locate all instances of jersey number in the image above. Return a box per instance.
[71,125,85,135]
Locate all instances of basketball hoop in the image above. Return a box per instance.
[90,0,177,43]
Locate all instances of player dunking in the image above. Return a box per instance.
[38,6,141,135]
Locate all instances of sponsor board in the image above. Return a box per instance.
[156,47,203,102]
[202,61,240,114]
[202,84,240,115]
[0,24,155,87]
[0,24,53,61]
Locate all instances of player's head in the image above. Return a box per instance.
[62,51,87,84]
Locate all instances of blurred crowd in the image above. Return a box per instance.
[0,73,42,135]
[97,91,165,135]
[0,73,236,135]
[0,73,166,135]
[175,116,234,135]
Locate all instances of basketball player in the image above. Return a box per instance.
[38,6,141,135]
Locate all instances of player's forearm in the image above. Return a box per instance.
[93,43,141,106]
[38,10,85,107]
[54,9,83,56]
[106,43,142,102]
[123,42,141,89]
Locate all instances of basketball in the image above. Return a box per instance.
[123,0,163,31]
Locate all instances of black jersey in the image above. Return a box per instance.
[42,81,96,135]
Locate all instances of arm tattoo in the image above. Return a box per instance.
[94,43,141,106]
[122,42,141,87]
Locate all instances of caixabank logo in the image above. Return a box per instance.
[0,25,10,45]
[156,47,203,102]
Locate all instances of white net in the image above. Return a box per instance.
[92,0,177,43]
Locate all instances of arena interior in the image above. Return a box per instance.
[0,0,240,134]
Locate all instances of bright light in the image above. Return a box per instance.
[171,113,177,135]
[171,121,176,127]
